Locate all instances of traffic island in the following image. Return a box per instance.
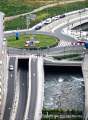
[7,34,59,50]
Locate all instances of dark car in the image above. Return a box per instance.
[59,14,65,18]
[35,25,42,30]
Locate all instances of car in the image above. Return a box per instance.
[71,41,85,46]
[35,22,44,30]
[9,65,14,71]
[59,14,65,18]
[35,25,41,30]
[52,16,59,21]
[44,18,52,24]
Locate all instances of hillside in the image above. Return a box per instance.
[0,0,86,16]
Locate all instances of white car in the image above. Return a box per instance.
[9,65,14,71]
[52,16,59,21]
[44,18,52,24]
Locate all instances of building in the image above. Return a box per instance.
[0,12,8,119]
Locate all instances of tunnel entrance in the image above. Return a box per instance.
[18,58,29,70]
[44,65,83,75]
[16,58,29,120]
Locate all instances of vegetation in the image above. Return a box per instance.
[0,1,35,16]
[53,54,82,60]
[42,108,82,115]
[42,109,83,120]
[7,34,58,49]
[4,0,88,30]
[42,118,83,120]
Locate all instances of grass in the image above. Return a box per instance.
[53,54,81,60]
[5,16,26,30]
[5,0,88,30]
[42,117,83,120]
[7,34,58,49]
[0,1,35,16]
[42,109,83,120]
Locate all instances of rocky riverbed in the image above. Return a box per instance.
[44,66,84,111]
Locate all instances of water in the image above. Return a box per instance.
[44,66,84,111]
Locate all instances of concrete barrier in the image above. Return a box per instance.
[82,53,88,120]
[34,57,44,120]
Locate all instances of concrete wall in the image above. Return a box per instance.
[34,56,44,120]
[82,52,88,120]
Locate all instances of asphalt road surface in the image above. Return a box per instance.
[3,57,15,120]
[15,59,28,120]
[27,57,38,120]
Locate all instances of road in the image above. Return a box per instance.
[7,10,87,56]
[53,17,88,42]
[27,57,38,120]
[15,59,28,120]
[3,57,15,120]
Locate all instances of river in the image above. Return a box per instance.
[44,66,84,111]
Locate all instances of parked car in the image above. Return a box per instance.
[9,65,14,71]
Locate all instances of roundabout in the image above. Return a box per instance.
[7,33,59,49]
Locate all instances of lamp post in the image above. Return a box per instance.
[79,11,82,38]
[26,14,31,30]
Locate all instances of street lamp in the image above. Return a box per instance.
[79,11,82,38]
[26,14,31,30]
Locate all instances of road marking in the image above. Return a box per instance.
[33,73,36,77]
[10,74,13,78]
